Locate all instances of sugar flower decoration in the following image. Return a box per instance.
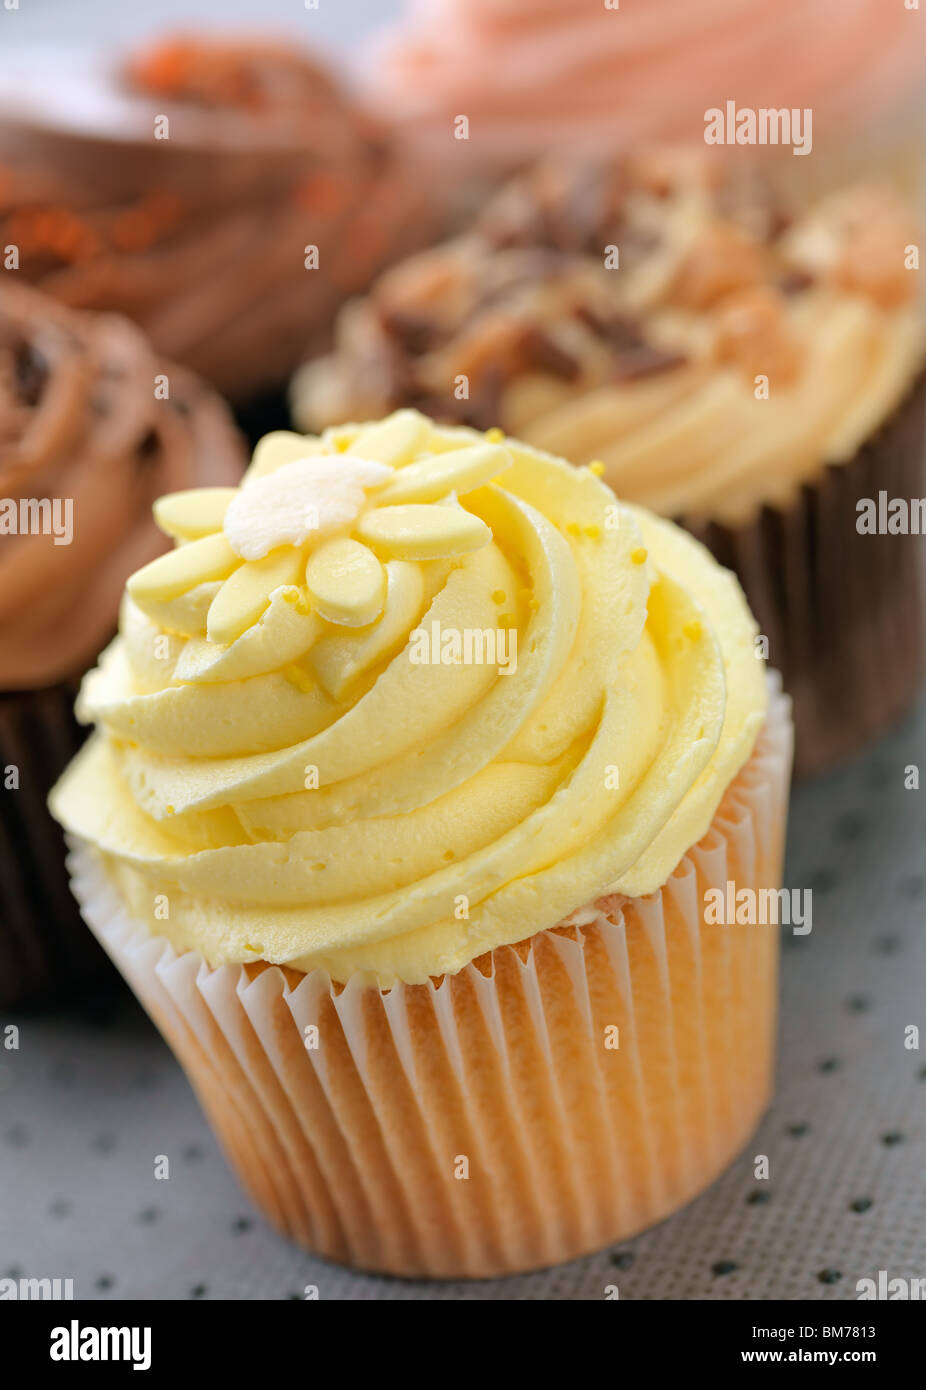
[127,412,511,649]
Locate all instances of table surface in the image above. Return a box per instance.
[1,0,924,1304]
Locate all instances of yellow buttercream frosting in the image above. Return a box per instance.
[50,411,767,985]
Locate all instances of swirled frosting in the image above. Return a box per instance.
[364,0,926,173]
[294,159,924,522]
[51,409,767,985]
[0,283,244,690]
[0,38,435,399]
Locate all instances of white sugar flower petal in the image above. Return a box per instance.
[356,504,491,559]
[224,454,393,561]
[153,488,239,540]
[377,443,511,504]
[128,533,240,604]
[305,538,386,627]
[207,548,307,646]
[348,410,430,467]
[245,431,322,482]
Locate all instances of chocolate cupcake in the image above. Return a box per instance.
[293,152,926,775]
[0,36,436,402]
[0,282,245,1005]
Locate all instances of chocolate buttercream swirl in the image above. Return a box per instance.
[0,38,435,399]
[0,283,245,690]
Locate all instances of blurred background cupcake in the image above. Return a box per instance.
[51,411,792,1276]
[0,281,245,1006]
[0,33,438,407]
[363,0,926,210]
[293,150,926,776]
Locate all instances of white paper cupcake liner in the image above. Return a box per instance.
[67,675,792,1278]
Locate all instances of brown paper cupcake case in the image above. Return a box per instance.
[0,680,112,1008]
[684,373,926,778]
[67,679,792,1279]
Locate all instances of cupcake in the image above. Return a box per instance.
[0,35,435,401]
[294,153,925,775]
[51,408,792,1276]
[364,0,926,206]
[0,281,245,1006]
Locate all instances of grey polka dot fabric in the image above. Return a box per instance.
[2,690,923,1301]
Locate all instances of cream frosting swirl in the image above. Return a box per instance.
[51,410,767,985]
[294,168,924,523]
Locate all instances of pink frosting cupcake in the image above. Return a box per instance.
[364,0,926,198]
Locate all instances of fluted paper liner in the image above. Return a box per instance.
[685,372,926,778]
[67,678,792,1278]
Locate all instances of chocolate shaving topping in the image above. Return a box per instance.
[481,191,551,251]
[611,345,687,384]
[778,268,815,295]
[378,307,440,356]
[136,427,162,465]
[714,170,792,244]
[482,165,630,257]
[559,165,626,252]
[469,249,572,312]
[575,305,649,352]
[13,340,49,407]
[517,325,580,381]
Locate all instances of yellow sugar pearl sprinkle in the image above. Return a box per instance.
[485,427,505,443]
[683,619,703,641]
[631,546,648,565]
[283,664,315,693]
[491,590,506,604]
[282,587,313,616]
[584,524,600,539]
[588,460,605,477]
[565,521,581,537]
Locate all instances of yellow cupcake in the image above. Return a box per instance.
[51,411,792,1276]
